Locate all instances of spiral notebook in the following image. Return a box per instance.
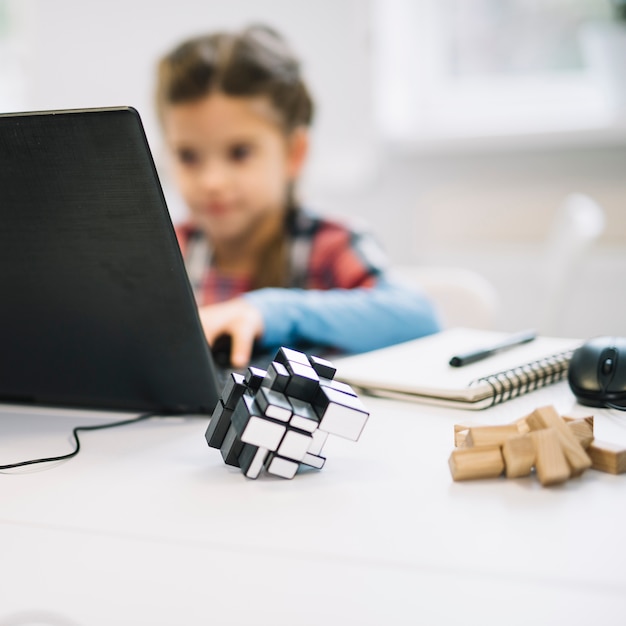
[334,328,582,410]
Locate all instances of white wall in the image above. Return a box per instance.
[9,0,626,339]
[14,0,375,204]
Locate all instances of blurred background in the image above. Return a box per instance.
[1,0,625,339]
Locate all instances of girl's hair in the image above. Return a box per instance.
[156,24,314,132]
[156,25,314,290]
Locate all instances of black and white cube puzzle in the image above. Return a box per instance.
[205,347,370,479]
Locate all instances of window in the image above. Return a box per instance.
[371,0,620,145]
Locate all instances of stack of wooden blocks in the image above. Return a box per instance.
[449,405,626,486]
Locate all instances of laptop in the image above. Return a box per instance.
[0,106,220,414]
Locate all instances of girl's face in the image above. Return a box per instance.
[163,93,307,246]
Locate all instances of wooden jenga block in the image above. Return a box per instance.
[454,424,470,448]
[530,405,591,476]
[531,428,571,486]
[502,434,535,478]
[465,424,520,447]
[562,415,594,430]
[514,416,531,435]
[455,430,469,448]
[587,441,626,475]
[448,446,504,481]
[565,419,594,449]
[523,409,546,432]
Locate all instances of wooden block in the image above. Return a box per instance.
[587,440,626,475]
[565,419,594,449]
[465,424,520,447]
[530,405,591,476]
[454,424,470,447]
[531,428,571,486]
[502,434,535,478]
[455,429,469,448]
[448,446,504,481]
[524,408,550,432]
[562,415,594,430]
[514,417,531,435]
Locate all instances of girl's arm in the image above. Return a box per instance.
[196,214,441,366]
[244,280,441,354]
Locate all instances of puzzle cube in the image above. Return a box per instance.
[220,372,247,410]
[283,360,320,402]
[312,385,369,441]
[288,397,320,433]
[205,372,247,448]
[262,361,290,393]
[204,348,370,479]
[231,394,286,451]
[274,347,310,367]
[265,454,299,479]
[255,387,292,422]
[301,452,326,470]
[220,423,245,467]
[238,444,269,479]
[319,377,358,397]
[245,366,267,391]
[307,429,329,456]
[308,355,337,380]
[276,429,312,462]
[204,401,231,449]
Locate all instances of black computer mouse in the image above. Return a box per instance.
[568,336,626,409]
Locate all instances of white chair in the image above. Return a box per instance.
[539,193,606,335]
[391,265,500,330]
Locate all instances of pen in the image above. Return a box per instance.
[449,329,537,367]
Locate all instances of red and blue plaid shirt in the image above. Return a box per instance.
[175,209,387,306]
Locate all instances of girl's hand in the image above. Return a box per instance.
[198,298,264,368]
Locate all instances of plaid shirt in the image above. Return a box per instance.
[175,209,387,306]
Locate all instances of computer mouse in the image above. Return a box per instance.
[568,336,626,409]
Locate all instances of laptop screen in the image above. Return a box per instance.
[0,107,219,414]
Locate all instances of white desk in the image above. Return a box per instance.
[0,382,625,625]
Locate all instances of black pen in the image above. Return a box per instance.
[449,329,537,367]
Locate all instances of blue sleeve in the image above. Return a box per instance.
[243,281,442,354]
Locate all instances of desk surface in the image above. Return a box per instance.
[0,382,625,625]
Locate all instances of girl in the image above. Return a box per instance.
[156,24,440,368]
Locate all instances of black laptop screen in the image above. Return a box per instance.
[0,107,219,413]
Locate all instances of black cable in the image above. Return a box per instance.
[606,402,626,412]
[0,411,158,471]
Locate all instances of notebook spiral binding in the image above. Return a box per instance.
[473,349,575,408]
